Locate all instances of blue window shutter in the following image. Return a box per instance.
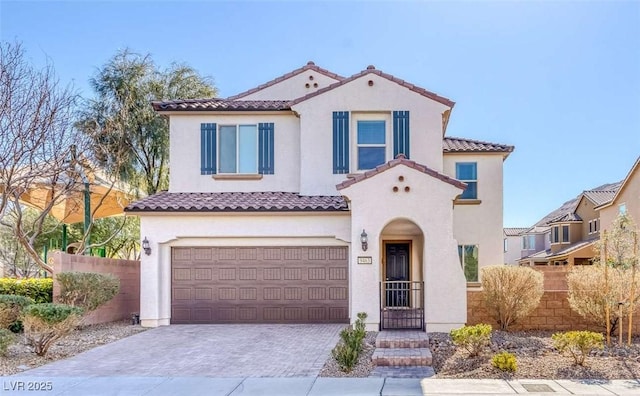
[333,111,350,174]
[200,123,217,174]
[393,111,410,159]
[258,123,275,174]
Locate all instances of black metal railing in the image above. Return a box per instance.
[379,281,424,330]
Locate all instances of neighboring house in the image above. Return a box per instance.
[519,182,621,266]
[503,227,529,265]
[126,62,513,332]
[597,156,640,231]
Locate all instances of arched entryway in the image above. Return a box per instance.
[379,218,425,330]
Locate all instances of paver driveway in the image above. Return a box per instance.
[21,324,344,377]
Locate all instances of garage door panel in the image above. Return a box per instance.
[171,246,349,324]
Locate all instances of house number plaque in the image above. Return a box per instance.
[357,256,372,264]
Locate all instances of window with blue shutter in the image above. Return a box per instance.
[393,111,410,159]
[258,123,275,174]
[333,111,350,174]
[200,123,217,174]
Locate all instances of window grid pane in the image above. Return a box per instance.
[456,162,477,199]
[358,147,385,170]
[219,126,237,173]
[238,125,257,174]
[357,121,386,144]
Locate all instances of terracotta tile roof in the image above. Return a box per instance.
[519,240,597,262]
[443,137,514,154]
[504,227,529,236]
[336,154,466,191]
[227,61,345,100]
[290,65,455,108]
[548,212,583,224]
[125,191,349,213]
[151,99,291,112]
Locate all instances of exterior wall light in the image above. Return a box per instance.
[142,237,151,256]
[360,229,368,251]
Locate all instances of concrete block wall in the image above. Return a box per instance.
[467,291,640,334]
[52,252,140,325]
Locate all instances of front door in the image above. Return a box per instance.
[385,243,410,307]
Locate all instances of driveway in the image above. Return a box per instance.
[21,324,344,377]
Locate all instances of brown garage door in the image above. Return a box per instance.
[171,246,349,324]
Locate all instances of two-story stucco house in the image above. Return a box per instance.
[126,62,513,332]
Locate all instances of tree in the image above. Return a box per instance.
[76,49,217,196]
[0,41,81,274]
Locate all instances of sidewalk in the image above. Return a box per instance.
[2,376,639,396]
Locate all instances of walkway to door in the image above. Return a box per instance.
[21,324,344,377]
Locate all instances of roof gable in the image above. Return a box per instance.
[227,61,344,100]
[290,65,455,108]
[337,154,465,191]
[595,156,640,209]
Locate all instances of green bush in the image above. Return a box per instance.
[492,351,517,372]
[22,303,84,356]
[56,272,120,312]
[332,312,368,372]
[450,324,492,357]
[552,330,604,366]
[0,278,53,303]
[0,294,34,330]
[0,328,15,356]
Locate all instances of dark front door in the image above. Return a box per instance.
[385,243,410,307]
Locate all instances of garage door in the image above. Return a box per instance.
[171,246,349,324]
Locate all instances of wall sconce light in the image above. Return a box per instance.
[142,237,151,256]
[360,229,368,251]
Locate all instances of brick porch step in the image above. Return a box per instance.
[371,347,432,366]
[375,330,429,349]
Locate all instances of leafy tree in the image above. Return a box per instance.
[77,49,217,195]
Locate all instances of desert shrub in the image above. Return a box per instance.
[491,351,517,372]
[481,265,544,331]
[332,312,368,372]
[0,294,34,330]
[56,272,120,312]
[567,265,640,335]
[0,328,15,356]
[0,278,52,303]
[22,303,83,356]
[552,330,604,366]
[450,323,492,357]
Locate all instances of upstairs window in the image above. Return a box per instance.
[219,125,258,174]
[551,226,559,243]
[456,162,477,199]
[357,120,386,170]
[522,235,535,250]
[561,225,570,243]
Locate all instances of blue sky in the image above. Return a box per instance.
[1,1,639,227]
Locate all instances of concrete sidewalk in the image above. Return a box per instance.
[2,376,639,396]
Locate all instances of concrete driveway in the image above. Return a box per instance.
[21,324,344,377]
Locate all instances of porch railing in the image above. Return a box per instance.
[379,281,424,330]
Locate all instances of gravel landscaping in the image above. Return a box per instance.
[430,330,640,380]
[0,320,147,376]
[318,331,377,377]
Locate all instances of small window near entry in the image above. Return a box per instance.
[456,162,477,199]
[562,225,569,243]
[458,244,479,282]
[619,203,627,214]
[356,120,386,170]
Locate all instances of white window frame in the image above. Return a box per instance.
[561,225,570,244]
[217,124,259,175]
[352,112,392,172]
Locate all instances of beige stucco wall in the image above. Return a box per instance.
[443,154,505,280]
[138,212,350,327]
[168,113,300,193]
[503,235,522,265]
[340,163,467,332]
[292,73,450,196]
[239,70,341,101]
[575,197,599,239]
[600,164,640,231]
